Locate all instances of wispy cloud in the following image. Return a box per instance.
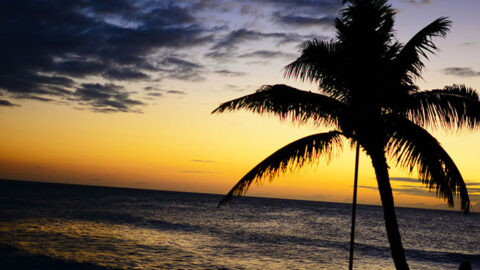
[389,177,422,183]
[157,57,206,82]
[392,185,433,197]
[190,159,215,163]
[167,90,187,95]
[402,0,432,5]
[272,12,335,27]
[362,182,479,207]
[360,184,437,198]
[458,42,477,47]
[358,185,377,190]
[147,92,163,97]
[239,50,296,59]
[442,67,480,77]
[180,170,214,174]
[215,69,247,77]
[207,29,317,60]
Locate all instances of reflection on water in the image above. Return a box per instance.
[1,218,332,269]
[2,219,217,269]
[0,180,479,269]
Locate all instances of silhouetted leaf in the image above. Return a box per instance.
[218,131,343,206]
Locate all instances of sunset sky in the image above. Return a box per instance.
[1,0,480,211]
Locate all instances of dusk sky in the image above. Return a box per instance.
[1,0,480,211]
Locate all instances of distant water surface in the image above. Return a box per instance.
[0,180,478,269]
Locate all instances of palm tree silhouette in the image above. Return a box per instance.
[213,0,479,269]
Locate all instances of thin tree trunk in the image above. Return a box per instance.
[348,142,360,270]
[370,149,409,270]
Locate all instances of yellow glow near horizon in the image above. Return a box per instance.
[2,94,479,212]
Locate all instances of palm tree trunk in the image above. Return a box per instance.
[348,142,360,270]
[370,149,409,270]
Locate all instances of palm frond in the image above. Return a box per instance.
[338,0,395,37]
[284,39,339,84]
[385,116,470,214]
[404,84,480,130]
[212,84,346,127]
[218,131,344,206]
[283,40,347,100]
[395,17,451,81]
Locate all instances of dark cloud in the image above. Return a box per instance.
[204,51,230,59]
[465,182,480,195]
[157,57,205,81]
[390,177,480,188]
[73,83,144,113]
[14,95,57,103]
[50,59,106,78]
[147,92,163,97]
[143,85,163,98]
[211,29,308,51]
[392,185,433,197]
[0,72,74,97]
[167,90,187,95]
[374,178,480,198]
[273,12,335,27]
[358,185,377,190]
[442,67,480,77]
[258,0,341,13]
[144,85,162,91]
[245,60,273,66]
[215,69,247,77]
[103,67,150,81]
[389,177,422,183]
[144,86,155,91]
[189,0,341,15]
[161,57,202,69]
[239,50,296,59]
[359,184,437,198]
[468,187,480,194]
[0,0,212,112]
[466,182,480,186]
[366,183,480,203]
[0,99,19,107]
[207,29,317,59]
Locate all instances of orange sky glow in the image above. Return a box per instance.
[1,0,480,212]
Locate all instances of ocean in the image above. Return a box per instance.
[0,180,478,269]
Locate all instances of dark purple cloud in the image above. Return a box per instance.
[73,83,144,113]
[0,0,212,112]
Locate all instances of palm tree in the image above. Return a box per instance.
[212,0,479,269]
[348,142,360,270]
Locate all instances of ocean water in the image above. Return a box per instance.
[0,180,478,269]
